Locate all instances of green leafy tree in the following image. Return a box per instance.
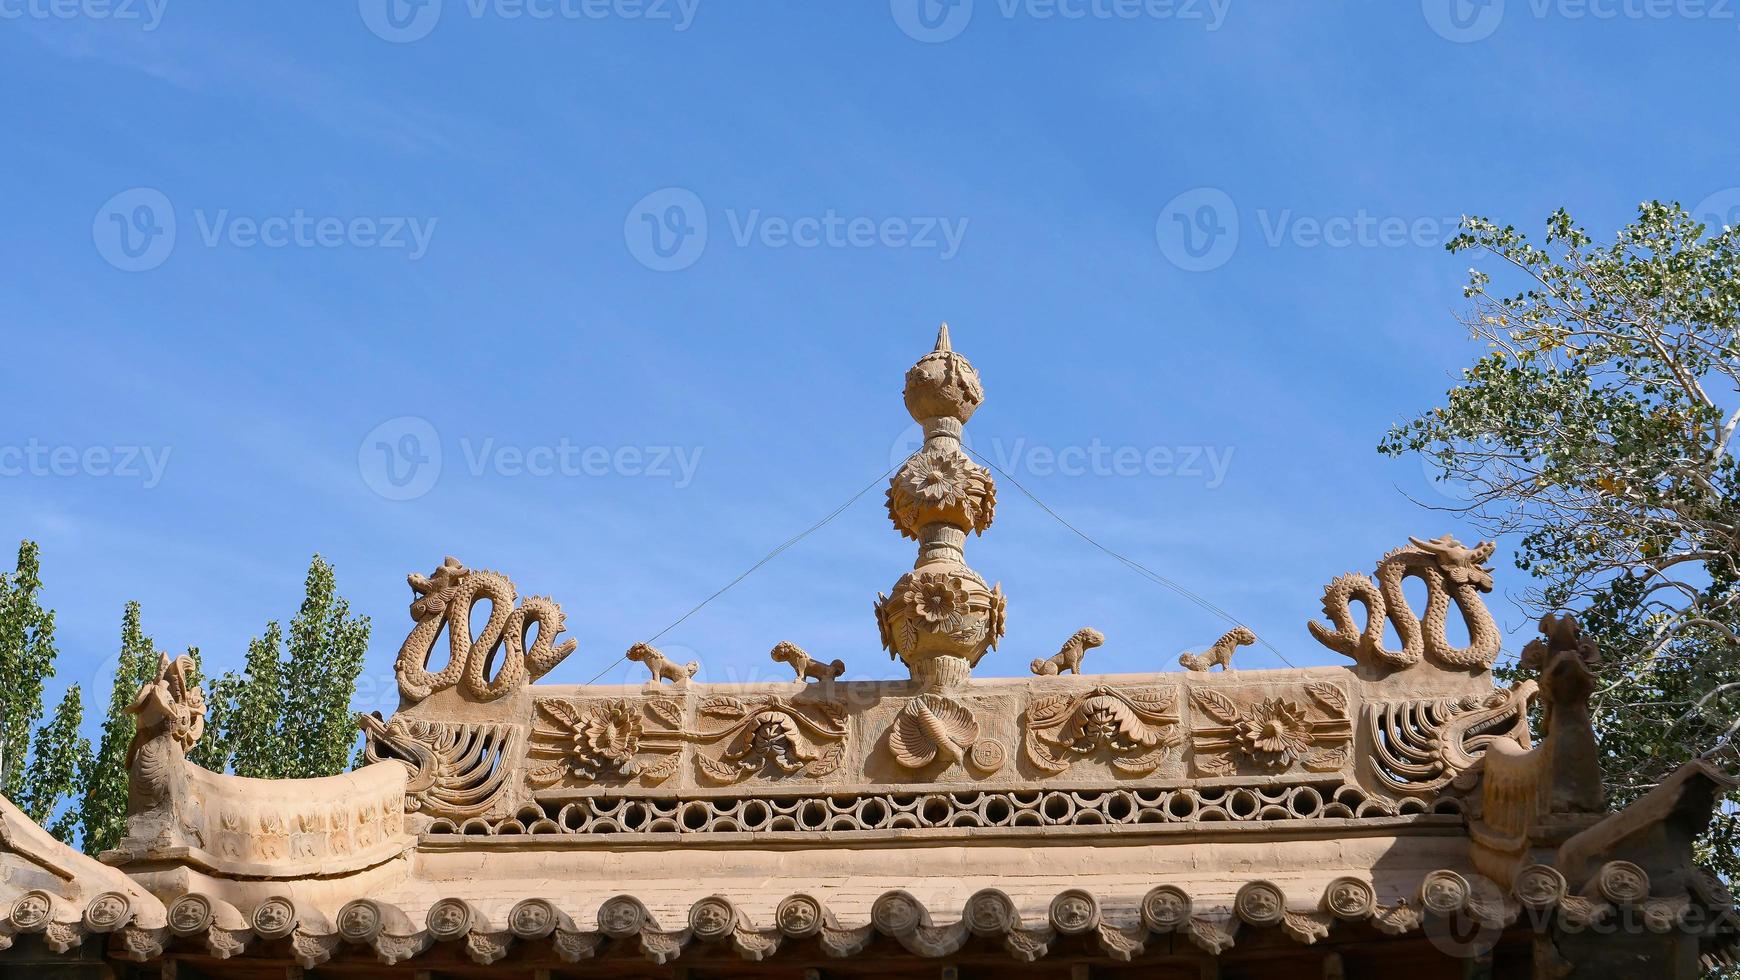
[1381,201,1740,881]
[200,556,370,780]
[77,602,161,855]
[1,541,59,798]
[1,541,89,843]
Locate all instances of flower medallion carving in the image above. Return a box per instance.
[691,694,848,783]
[1024,685,1182,776]
[1188,681,1353,776]
[529,693,848,789]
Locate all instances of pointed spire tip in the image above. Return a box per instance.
[935,321,952,352]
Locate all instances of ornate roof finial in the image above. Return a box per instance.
[875,326,1005,690]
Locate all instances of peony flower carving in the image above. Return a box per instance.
[1232,698,1310,769]
[903,571,971,628]
[529,699,643,783]
[885,448,996,538]
[903,450,974,506]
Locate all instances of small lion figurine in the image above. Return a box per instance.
[1178,626,1257,672]
[626,642,699,687]
[1030,627,1105,676]
[770,641,845,684]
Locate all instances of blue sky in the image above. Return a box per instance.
[3,0,1738,725]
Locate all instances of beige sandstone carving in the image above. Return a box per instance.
[1029,626,1104,676]
[1309,535,1501,670]
[1179,625,1256,671]
[626,641,699,688]
[1023,685,1181,775]
[768,640,844,684]
[1189,681,1352,775]
[394,557,577,703]
[875,325,1007,690]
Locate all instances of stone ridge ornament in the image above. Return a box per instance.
[1023,685,1182,776]
[1189,681,1353,776]
[1029,627,1104,676]
[394,557,578,703]
[875,324,1006,690]
[526,692,848,789]
[768,641,845,686]
[626,641,700,688]
[1309,535,1501,671]
[359,714,519,818]
[1178,626,1256,672]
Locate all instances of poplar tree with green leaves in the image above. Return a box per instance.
[1381,201,1740,881]
[1,541,87,842]
[77,601,161,855]
[197,556,370,780]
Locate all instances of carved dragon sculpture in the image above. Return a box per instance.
[1308,535,1501,670]
[1447,613,1603,827]
[126,654,207,805]
[1030,628,1105,676]
[394,557,578,703]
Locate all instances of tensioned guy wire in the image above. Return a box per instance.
[587,453,1293,684]
[581,463,902,686]
[962,447,1296,669]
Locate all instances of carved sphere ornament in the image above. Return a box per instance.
[597,896,647,937]
[965,889,1018,935]
[774,895,823,937]
[250,898,297,939]
[903,323,984,424]
[10,891,54,931]
[1234,882,1285,926]
[337,899,383,942]
[1419,870,1471,916]
[508,899,557,939]
[168,894,213,935]
[872,891,922,935]
[688,897,737,940]
[83,892,133,932]
[1324,877,1376,920]
[1597,860,1650,905]
[1514,865,1568,910]
[426,898,473,940]
[1141,886,1192,931]
[1048,890,1100,934]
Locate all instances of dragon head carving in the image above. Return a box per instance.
[408,556,469,621]
[1408,535,1497,591]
